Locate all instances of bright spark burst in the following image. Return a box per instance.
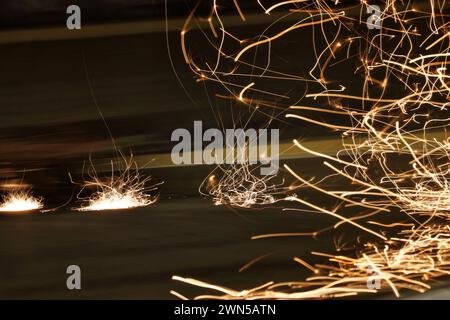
[74,155,161,212]
[202,162,284,208]
[0,190,43,212]
[172,0,450,299]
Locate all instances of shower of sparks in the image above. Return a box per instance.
[199,135,288,208]
[172,0,450,299]
[201,162,285,208]
[173,224,450,299]
[0,190,43,212]
[74,155,161,212]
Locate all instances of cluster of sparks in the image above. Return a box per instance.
[75,155,160,212]
[172,0,450,299]
[174,224,450,299]
[0,156,159,214]
[202,162,285,208]
[204,168,277,208]
[0,190,43,212]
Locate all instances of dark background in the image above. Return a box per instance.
[0,0,262,28]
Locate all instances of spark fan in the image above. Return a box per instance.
[73,154,161,212]
[0,189,43,212]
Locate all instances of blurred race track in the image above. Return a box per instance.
[0,9,449,300]
[1,197,449,299]
[0,197,340,299]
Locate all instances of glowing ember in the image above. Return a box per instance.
[0,191,43,212]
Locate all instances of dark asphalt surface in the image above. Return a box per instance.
[0,197,335,299]
[0,196,448,299]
